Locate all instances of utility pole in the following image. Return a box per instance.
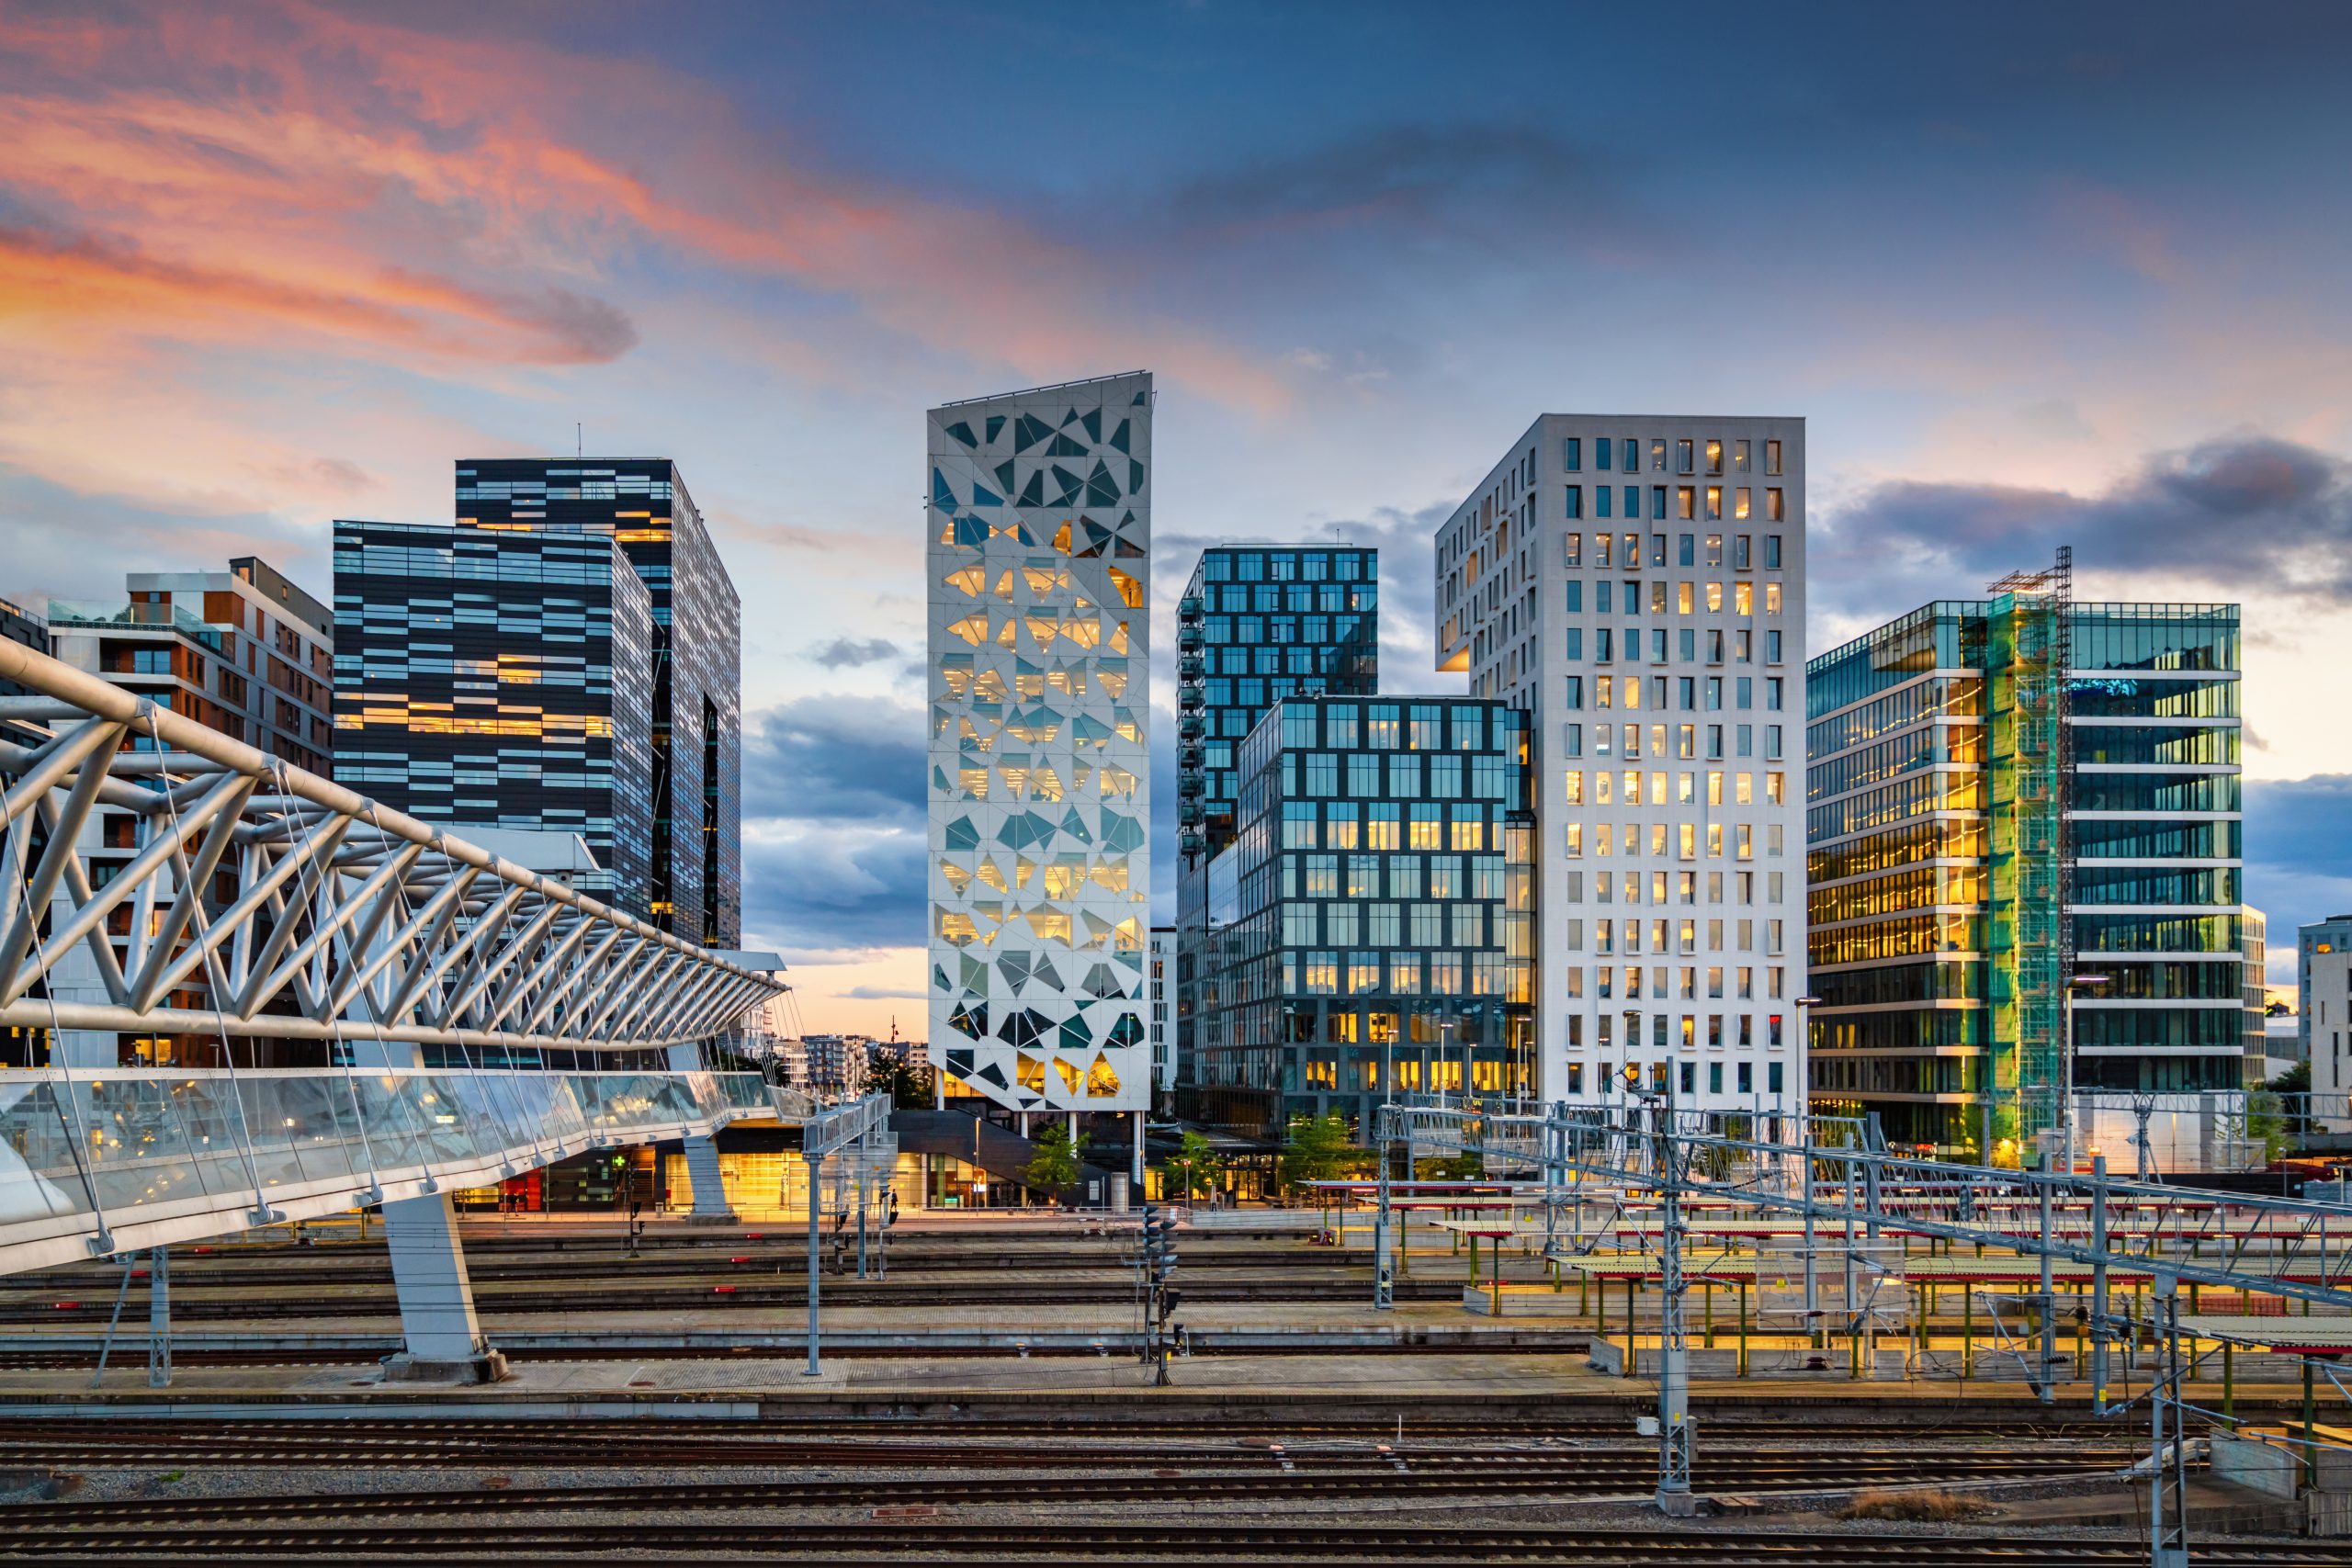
[1639,1066,1695,1514]
[2149,1274,2188,1568]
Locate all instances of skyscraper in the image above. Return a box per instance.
[925,373,1153,1117]
[455,459,741,946]
[1434,419,1809,1112]
[1187,694,1532,1143]
[333,519,654,912]
[1806,581,2245,1154]
[1173,544,1378,1121]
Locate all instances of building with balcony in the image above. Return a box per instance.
[924,373,1153,1122]
[44,557,334,773]
[0,595,49,699]
[1433,418,1808,1114]
[1186,694,1533,1143]
[1806,577,2245,1154]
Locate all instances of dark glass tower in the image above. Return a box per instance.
[455,459,742,946]
[1174,547,1377,1116]
[331,519,655,912]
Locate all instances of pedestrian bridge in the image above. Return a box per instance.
[0,1066,777,1275]
[0,637,806,1375]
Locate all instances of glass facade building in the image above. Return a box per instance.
[925,373,1154,1115]
[1173,545,1378,1128]
[1806,595,2244,1153]
[449,459,742,946]
[1188,695,1534,1141]
[333,519,656,913]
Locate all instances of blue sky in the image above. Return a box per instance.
[2,0,2347,1025]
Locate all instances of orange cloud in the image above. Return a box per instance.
[0,1,1288,411]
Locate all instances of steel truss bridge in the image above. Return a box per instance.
[1369,1096,2352,1566]
[0,638,825,1378]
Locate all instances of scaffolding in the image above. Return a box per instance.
[1984,547,2074,1156]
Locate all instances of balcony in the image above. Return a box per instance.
[1178,800,1204,826]
[1178,712,1204,739]
[1178,595,1203,619]
[1177,774,1205,797]
[1177,623,1204,650]
[1178,688,1204,711]
[1178,652,1204,680]
[1179,746,1203,772]
[1179,829,1205,856]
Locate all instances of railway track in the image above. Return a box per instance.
[0,1415,2128,1464]
[0,1519,2327,1564]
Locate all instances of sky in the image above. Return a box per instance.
[4,0,2350,1027]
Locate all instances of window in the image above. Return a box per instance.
[1704,486,1722,522]
[1766,488,1784,521]
[1735,439,1750,472]
[1623,438,1640,472]
[1563,437,1581,471]
[1564,485,1582,519]
[1764,582,1782,614]
[1705,438,1723,475]
[1595,533,1614,569]
[1735,486,1751,521]
[1766,630,1782,664]
[1563,532,1581,568]
[1651,438,1667,471]
[1595,437,1611,472]
[1733,534,1751,570]
[1765,440,1782,476]
[1367,803,1401,850]
[1595,485,1611,519]
[1676,438,1694,473]
[1764,535,1781,570]
[1563,675,1583,708]
[1623,485,1640,518]
[1677,486,1696,521]
[1765,676,1782,710]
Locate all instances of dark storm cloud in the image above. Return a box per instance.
[806,635,906,669]
[739,694,924,825]
[1812,435,2352,634]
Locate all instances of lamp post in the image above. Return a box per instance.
[1438,1020,1456,1108]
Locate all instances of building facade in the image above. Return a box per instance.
[1148,926,1176,1095]
[1433,417,1808,1114]
[33,558,334,1067]
[333,519,656,914]
[924,373,1153,1115]
[1187,695,1533,1141]
[46,557,334,773]
[2242,905,2268,1089]
[454,459,742,946]
[2303,915,2352,1111]
[1806,592,2245,1154]
[1173,545,1378,1122]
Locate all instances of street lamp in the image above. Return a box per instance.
[1437,1020,1456,1108]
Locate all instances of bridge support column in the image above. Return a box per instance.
[380,1190,507,1383]
[669,1043,738,1223]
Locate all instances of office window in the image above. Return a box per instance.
[1767,488,1784,521]
[1563,724,1583,760]
[1651,439,1667,471]
[1595,485,1612,520]
[1595,533,1614,569]
[1705,438,1723,475]
[1766,630,1782,664]
[1735,439,1750,472]
[1623,439,1640,473]
[1764,535,1781,570]
[1677,486,1696,521]
[1765,440,1782,476]
[1733,534,1751,570]
[1564,626,1583,661]
[1651,485,1668,521]
[1595,437,1611,472]
[1734,486,1751,521]
[1564,675,1583,708]
[1765,582,1782,614]
[1564,437,1581,472]
[1623,485,1640,518]
[1676,438,1694,474]
[1564,485,1582,519]
[1765,676,1782,710]
[1705,486,1722,522]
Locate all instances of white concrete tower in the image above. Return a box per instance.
[924,373,1154,1118]
[1435,417,1807,1116]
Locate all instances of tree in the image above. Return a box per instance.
[869,1048,934,1111]
[1159,1130,1226,1200]
[1279,1111,1363,1192]
[1019,1122,1085,1202]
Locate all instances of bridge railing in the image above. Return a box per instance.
[0,1066,766,1273]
